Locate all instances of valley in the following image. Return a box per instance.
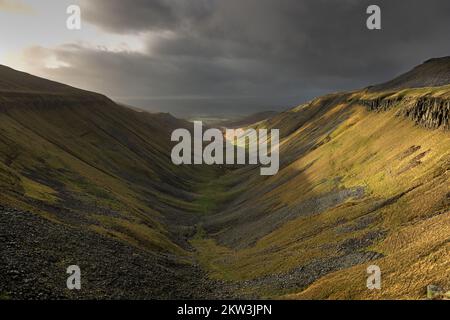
[0,58,449,300]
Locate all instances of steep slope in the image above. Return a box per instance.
[192,66,450,299]
[0,65,226,299]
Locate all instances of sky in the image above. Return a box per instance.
[1,0,450,118]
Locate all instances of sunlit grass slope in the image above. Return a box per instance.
[192,85,449,299]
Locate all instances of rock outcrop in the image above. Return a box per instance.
[427,284,450,300]
[360,96,450,130]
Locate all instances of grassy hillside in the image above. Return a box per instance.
[0,59,448,299]
[0,99,204,252]
[0,65,228,299]
[192,85,449,299]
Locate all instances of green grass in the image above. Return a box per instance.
[192,167,243,215]
[0,292,11,300]
[21,176,58,203]
[190,86,450,299]
[190,227,237,280]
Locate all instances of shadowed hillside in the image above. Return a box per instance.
[0,65,229,299]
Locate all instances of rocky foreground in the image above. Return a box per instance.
[0,205,230,299]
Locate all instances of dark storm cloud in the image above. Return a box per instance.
[81,0,213,33]
[41,0,450,114]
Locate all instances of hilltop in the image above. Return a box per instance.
[369,56,450,92]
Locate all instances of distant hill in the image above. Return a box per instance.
[369,56,450,92]
[214,111,278,128]
[0,65,97,94]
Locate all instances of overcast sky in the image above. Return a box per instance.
[1,0,450,117]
